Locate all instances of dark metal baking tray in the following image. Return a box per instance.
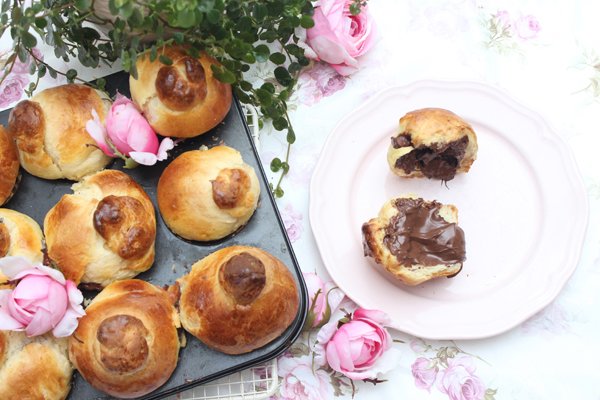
[0,71,308,400]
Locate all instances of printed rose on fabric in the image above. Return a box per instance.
[0,256,85,337]
[303,272,344,330]
[86,93,175,167]
[316,308,400,380]
[437,355,486,400]
[282,203,303,243]
[277,355,334,400]
[297,63,347,106]
[412,357,439,392]
[514,15,540,40]
[0,73,28,108]
[306,0,376,76]
[11,48,44,74]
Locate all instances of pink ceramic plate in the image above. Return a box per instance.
[309,80,588,339]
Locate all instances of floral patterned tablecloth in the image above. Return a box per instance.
[2,1,600,399]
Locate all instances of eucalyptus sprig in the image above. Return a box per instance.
[1,0,315,198]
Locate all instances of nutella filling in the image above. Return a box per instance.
[393,135,468,181]
[383,198,466,267]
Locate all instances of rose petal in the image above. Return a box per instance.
[24,307,53,337]
[353,308,391,326]
[0,257,36,279]
[127,117,159,153]
[85,109,115,156]
[343,347,401,380]
[129,151,158,166]
[0,290,25,330]
[156,138,175,161]
[52,307,84,337]
[8,291,34,325]
[66,281,84,313]
[12,275,51,301]
[45,280,68,326]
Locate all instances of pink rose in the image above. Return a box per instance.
[86,94,175,166]
[318,308,400,380]
[11,48,43,74]
[412,357,438,391]
[515,15,540,40]
[303,272,344,330]
[437,356,486,400]
[0,73,28,108]
[282,204,303,243]
[306,0,376,76]
[494,10,512,31]
[0,257,85,337]
[278,355,334,400]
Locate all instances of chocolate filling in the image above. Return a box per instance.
[393,136,468,181]
[383,198,465,267]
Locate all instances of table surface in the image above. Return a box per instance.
[2,1,600,399]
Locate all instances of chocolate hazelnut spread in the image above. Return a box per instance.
[393,136,468,181]
[383,198,465,267]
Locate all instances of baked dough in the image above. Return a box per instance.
[178,246,299,354]
[44,170,156,287]
[68,279,180,399]
[0,125,19,205]
[362,195,466,285]
[157,145,260,241]
[0,331,72,400]
[130,46,232,138]
[7,84,112,180]
[0,208,44,265]
[387,108,478,181]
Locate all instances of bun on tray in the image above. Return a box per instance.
[0,126,19,205]
[0,331,72,400]
[130,46,232,138]
[0,208,44,265]
[157,145,260,241]
[68,279,180,399]
[362,195,466,285]
[387,108,478,181]
[44,170,156,287]
[178,246,299,354]
[7,84,112,180]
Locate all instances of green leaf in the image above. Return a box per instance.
[34,17,47,29]
[300,15,315,29]
[66,69,78,81]
[253,3,267,19]
[273,117,288,131]
[239,80,253,91]
[273,186,284,198]
[254,44,270,63]
[173,10,196,28]
[210,65,237,84]
[269,52,286,65]
[21,31,37,48]
[37,64,46,78]
[75,0,92,10]
[149,46,158,62]
[287,128,296,144]
[270,157,282,172]
[261,82,275,94]
[255,88,273,107]
[48,67,57,79]
[158,54,173,65]
[274,66,292,86]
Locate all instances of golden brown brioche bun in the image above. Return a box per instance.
[0,126,19,205]
[0,208,44,265]
[157,145,260,241]
[387,108,478,181]
[178,246,299,354]
[0,331,72,400]
[130,46,232,138]
[44,170,156,287]
[362,195,466,286]
[7,84,112,180]
[68,279,180,399]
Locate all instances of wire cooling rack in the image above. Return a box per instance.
[167,105,279,400]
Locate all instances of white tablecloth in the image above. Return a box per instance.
[2,1,599,399]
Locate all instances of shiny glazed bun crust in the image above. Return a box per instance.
[7,84,112,180]
[44,170,156,286]
[0,126,20,205]
[68,279,180,399]
[129,46,232,138]
[0,208,44,265]
[178,246,299,355]
[0,331,72,400]
[157,145,260,241]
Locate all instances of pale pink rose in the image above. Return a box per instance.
[297,63,347,105]
[86,94,175,166]
[0,257,85,337]
[282,204,303,243]
[494,10,512,31]
[0,73,28,108]
[412,357,439,391]
[437,356,486,400]
[306,0,376,76]
[318,308,400,380]
[515,15,540,40]
[278,355,334,400]
[303,272,344,330]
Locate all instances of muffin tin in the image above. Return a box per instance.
[0,71,308,400]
